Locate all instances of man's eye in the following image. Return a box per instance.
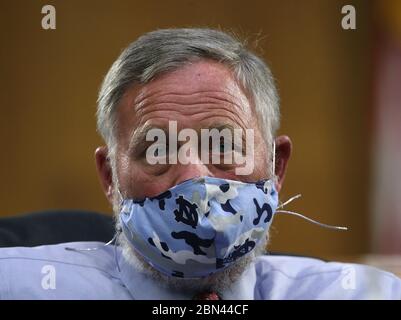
[220,142,228,153]
[146,144,168,158]
[219,141,234,153]
[153,147,166,157]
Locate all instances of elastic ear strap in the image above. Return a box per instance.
[117,188,124,204]
[113,174,124,204]
[276,194,348,231]
[272,141,276,177]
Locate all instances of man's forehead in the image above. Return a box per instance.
[116,61,255,141]
[131,61,250,112]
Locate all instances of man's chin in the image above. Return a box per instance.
[117,231,268,294]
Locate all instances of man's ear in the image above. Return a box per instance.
[274,135,292,193]
[95,146,114,203]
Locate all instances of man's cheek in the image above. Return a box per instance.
[250,152,269,181]
[128,169,173,198]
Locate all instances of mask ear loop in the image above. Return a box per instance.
[64,188,125,272]
[116,188,124,207]
[64,229,122,271]
[272,141,276,181]
[275,194,348,231]
[270,140,347,231]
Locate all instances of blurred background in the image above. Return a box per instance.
[0,0,400,264]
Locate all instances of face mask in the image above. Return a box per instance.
[118,176,279,278]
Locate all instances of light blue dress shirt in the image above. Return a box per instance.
[0,241,400,299]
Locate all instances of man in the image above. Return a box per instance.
[0,28,400,299]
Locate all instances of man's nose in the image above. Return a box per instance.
[171,161,212,187]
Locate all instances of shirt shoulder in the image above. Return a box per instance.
[0,242,132,299]
[253,255,401,299]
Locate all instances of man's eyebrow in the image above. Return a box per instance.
[208,123,236,132]
[205,123,243,137]
[128,123,166,152]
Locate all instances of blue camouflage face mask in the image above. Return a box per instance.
[119,176,279,278]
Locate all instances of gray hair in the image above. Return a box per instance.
[97,28,280,162]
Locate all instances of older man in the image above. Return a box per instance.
[0,28,400,299]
